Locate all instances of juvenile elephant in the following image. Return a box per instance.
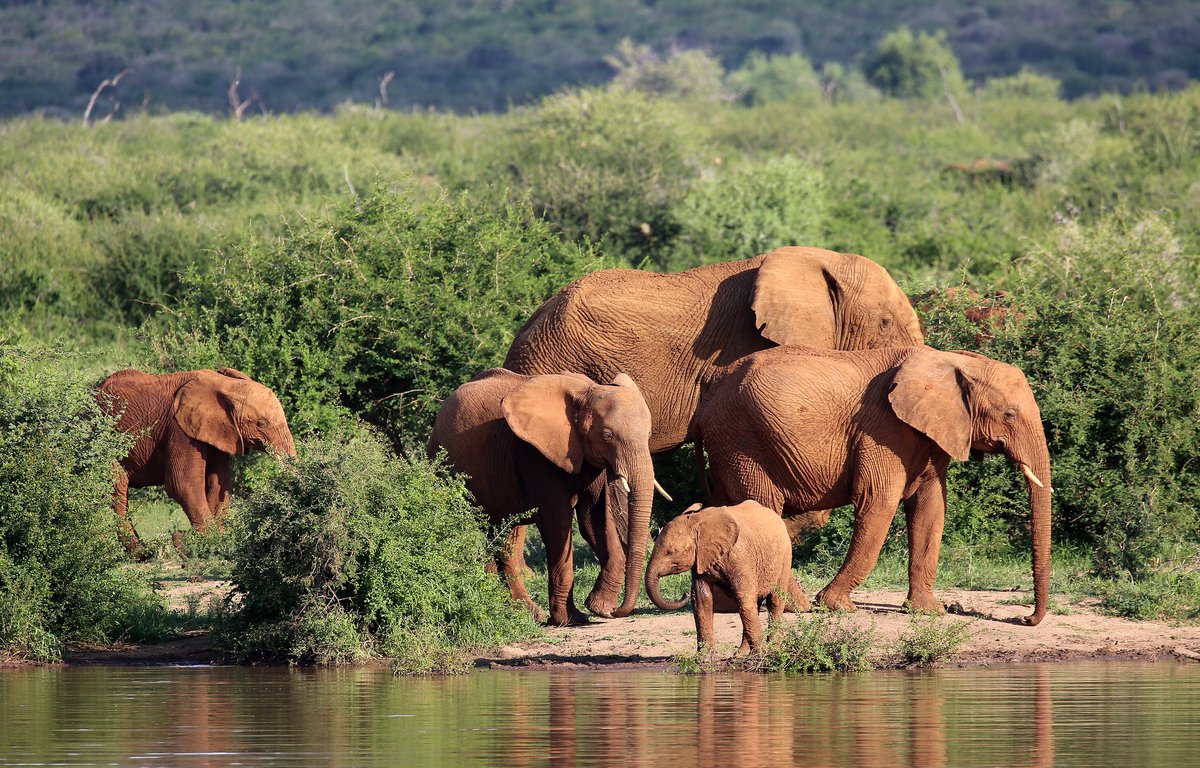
[645,501,805,654]
[96,367,297,553]
[695,346,1052,626]
[505,246,924,616]
[429,369,667,627]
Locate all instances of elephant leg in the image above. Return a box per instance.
[766,584,786,626]
[205,453,233,524]
[576,473,625,618]
[496,525,547,623]
[536,500,588,627]
[817,477,904,612]
[693,578,715,652]
[903,471,949,614]
[784,509,832,542]
[786,573,812,612]
[735,585,763,656]
[112,472,144,556]
[164,440,214,532]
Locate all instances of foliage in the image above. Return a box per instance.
[1092,571,1200,622]
[156,183,600,446]
[606,40,726,102]
[218,424,538,668]
[980,67,1063,100]
[739,611,875,673]
[0,0,1196,118]
[0,347,166,660]
[493,87,704,267]
[892,615,973,666]
[863,26,966,100]
[726,52,822,107]
[668,154,826,270]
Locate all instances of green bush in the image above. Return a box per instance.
[668,154,826,270]
[0,346,164,660]
[219,424,537,668]
[494,87,706,267]
[923,213,1200,578]
[893,615,973,666]
[863,26,966,100]
[725,52,822,107]
[740,611,875,673]
[606,39,726,102]
[980,67,1063,100]
[156,183,600,445]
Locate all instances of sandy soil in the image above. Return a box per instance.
[48,584,1200,669]
[478,589,1200,670]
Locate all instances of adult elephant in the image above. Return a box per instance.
[695,345,1052,626]
[429,370,664,627]
[96,367,297,553]
[504,246,925,616]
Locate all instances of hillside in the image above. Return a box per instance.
[2,0,1198,118]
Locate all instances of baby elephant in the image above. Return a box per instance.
[645,501,808,655]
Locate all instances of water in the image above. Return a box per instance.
[1,662,1198,767]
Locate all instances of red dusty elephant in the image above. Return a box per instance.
[96,367,297,553]
[695,345,1052,626]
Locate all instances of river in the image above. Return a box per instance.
[2,662,1199,766]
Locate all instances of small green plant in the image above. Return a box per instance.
[674,644,726,675]
[893,615,974,666]
[217,422,539,668]
[739,611,875,673]
[1093,572,1200,622]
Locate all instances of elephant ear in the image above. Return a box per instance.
[216,367,252,380]
[501,374,594,474]
[696,510,740,576]
[888,350,972,461]
[751,247,840,348]
[173,371,245,455]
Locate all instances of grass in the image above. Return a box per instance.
[892,615,975,666]
[735,610,876,674]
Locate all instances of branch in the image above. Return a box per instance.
[83,69,132,127]
[378,71,395,107]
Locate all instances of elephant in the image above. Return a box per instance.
[645,500,807,654]
[428,369,668,627]
[96,367,297,553]
[694,345,1052,626]
[504,246,925,616]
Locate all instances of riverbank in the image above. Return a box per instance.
[39,587,1200,670]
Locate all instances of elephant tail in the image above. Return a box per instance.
[694,438,711,503]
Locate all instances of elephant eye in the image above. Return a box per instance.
[1002,409,1017,422]
[880,315,893,329]
[257,418,270,428]
[601,428,614,443]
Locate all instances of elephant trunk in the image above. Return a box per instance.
[608,459,655,619]
[1010,435,1052,626]
[645,551,689,611]
[274,426,298,457]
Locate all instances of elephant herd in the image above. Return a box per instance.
[98,245,1052,651]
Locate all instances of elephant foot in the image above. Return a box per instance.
[547,605,592,627]
[903,593,947,615]
[815,587,857,612]
[787,579,812,612]
[584,586,621,619]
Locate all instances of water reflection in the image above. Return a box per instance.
[0,663,1197,767]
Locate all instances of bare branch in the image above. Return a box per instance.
[379,71,395,107]
[83,68,132,127]
[228,74,258,121]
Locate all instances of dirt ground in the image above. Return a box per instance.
[477,589,1200,670]
[55,583,1200,668]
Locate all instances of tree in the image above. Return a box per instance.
[863,26,965,99]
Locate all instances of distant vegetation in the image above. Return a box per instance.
[2,1,1198,118]
[3,34,1200,660]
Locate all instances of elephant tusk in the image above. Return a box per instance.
[617,475,631,494]
[653,478,673,502]
[1019,463,1045,489]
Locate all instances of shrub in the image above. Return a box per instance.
[667,155,826,270]
[893,615,973,666]
[156,183,600,445]
[219,424,538,668]
[725,52,822,107]
[606,39,726,102]
[494,87,706,267]
[923,212,1200,578]
[980,67,1063,100]
[863,26,966,100]
[0,346,164,660]
[739,611,875,673]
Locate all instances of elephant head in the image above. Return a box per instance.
[645,503,739,611]
[751,247,924,352]
[501,372,662,619]
[888,348,1052,625]
[173,368,297,458]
